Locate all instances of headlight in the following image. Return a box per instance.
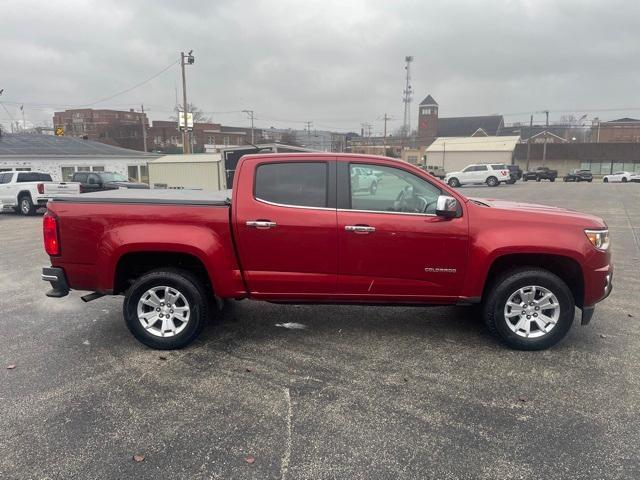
[585,229,610,251]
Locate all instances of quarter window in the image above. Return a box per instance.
[349,163,441,214]
[255,162,328,208]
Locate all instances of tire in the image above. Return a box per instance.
[483,268,575,350]
[523,176,528,182]
[369,181,378,195]
[536,177,541,182]
[603,177,608,183]
[550,177,555,182]
[622,177,628,183]
[18,194,36,216]
[506,179,516,185]
[123,268,210,350]
[576,178,581,182]
[587,179,592,183]
[448,177,460,188]
[486,176,499,187]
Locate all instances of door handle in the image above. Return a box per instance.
[345,225,375,234]
[246,220,277,229]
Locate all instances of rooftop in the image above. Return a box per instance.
[425,136,520,152]
[0,133,159,158]
[437,115,504,137]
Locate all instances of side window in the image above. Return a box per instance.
[255,162,328,208]
[75,173,88,183]
[88,174,100,185]
[462,166,474,172]
[349,163,441,214]
[476,165,488,171]
[0,173,10,184]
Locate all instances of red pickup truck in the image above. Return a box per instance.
[41,153,612,351]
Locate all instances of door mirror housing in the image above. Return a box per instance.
[435,195,459,218]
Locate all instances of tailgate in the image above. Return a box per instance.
[44,182,81,196]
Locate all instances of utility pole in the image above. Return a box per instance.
[526,114,533,171]
[542,110,549,165]
[242,110,255,144]
[402,56,414,137]
[304,121,313,135]
[381,113,392,156]
[180,50,195,154]
[140,104,148,152]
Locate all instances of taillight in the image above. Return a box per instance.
[37,183,45,194]
[43,213,60,256]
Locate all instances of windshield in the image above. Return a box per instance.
[100,173,130,182]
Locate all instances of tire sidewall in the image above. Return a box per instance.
[123,270,207,349]
[448,178,459,187]
[486,270,575,350]
[20,196,34,215]
[486,176,498,187]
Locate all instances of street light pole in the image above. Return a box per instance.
[242,110,255,144]
[180,50,195,154]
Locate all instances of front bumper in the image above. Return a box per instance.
[581,270,613,325]
[42,267,70,298]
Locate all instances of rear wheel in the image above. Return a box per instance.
[123,269,209,350]
[18,195,36,216]
[486,176,499,187]
[622,177,628,183]
[523,176,528,182]
[536,177,541,182]
[603,177,609,183]
[550,177,555,182]
[448,177,460,188]
[506,179,516,185]
[483,268,575,350]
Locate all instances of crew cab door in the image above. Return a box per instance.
[234,157,337,298]
[336,161,468,301]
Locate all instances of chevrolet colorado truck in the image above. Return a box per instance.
[41,153,613,351]
[523,166,558,182]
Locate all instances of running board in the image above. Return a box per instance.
[81,292,105,303]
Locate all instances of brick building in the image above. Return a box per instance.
[53,109,149,151]
[148,121,261,154]
[592,118,640,143]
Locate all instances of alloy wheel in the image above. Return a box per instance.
[136,286,191,337]
[503,285,560,338]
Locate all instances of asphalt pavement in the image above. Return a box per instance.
[1,181,639,479]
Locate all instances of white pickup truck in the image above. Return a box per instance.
[0,171,80,215]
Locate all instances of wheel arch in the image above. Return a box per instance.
[482,253,584,308]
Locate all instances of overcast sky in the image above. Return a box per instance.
[2,0,639,135]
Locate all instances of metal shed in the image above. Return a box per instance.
[148,153,225,191]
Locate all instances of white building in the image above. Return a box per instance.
[148,153,225,191]
[0,133,159,182]
[424,136,520,172]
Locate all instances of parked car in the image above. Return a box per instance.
[42,153,612,351]
[72,171,149,193]
[444,164,511,187]
[523,166,558,182]
[0,171,80,215]
[602,171,640,183]
[491,164,521,184]
[350,166,379,194]
[563,169,593,182]
[418,165,446,179]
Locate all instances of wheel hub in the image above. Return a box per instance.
[136,286,190,338]
[503,285,560,338]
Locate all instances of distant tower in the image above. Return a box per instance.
[418,94,438,144]
[402,56,414,136]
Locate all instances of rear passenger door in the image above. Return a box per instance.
[0,173,13,204]
[234,158,338,298]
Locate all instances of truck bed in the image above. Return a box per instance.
[51,188,232,205]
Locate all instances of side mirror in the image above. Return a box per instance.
[435,195,459,218]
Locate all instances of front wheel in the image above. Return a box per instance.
[622,177,628,183]
[483,268,575,350]
[603,177,609,183]
[448,177,460,188]
[550,177,556,182]
[486,176,499,187]
[123,269,209,349]
[522,176,528,182]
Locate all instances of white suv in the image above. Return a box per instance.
[445,164,511,187]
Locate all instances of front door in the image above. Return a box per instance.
[234,158,337,299]
[336,161,468,302]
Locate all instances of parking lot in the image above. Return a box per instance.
[1,181,639,479]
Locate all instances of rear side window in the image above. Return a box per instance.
[255,162,328,208]
[491,164,507,169]
[0,173,11,184]
[476,165,488,171]
[73,173,88,183]
[17,172,52,182]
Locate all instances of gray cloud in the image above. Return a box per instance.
[2,0,640,134]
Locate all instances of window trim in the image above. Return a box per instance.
[253,160,335,210]
[341,161,442,217]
